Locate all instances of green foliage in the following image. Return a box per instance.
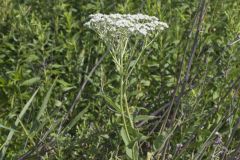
[0,0,240,159]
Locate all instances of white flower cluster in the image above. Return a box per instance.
[84,13,168,39]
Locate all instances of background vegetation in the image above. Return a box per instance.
[0,0,240,159]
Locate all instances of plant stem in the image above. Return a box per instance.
[120,72,131,141]
[119,38,131,141]
[124,92,134,128]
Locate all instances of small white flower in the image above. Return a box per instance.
[139,28,148,35]
[128,27,135,32]
[159,27,164,30]
[215,132,220,136]
[176,143,183,148]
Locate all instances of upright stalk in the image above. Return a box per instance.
[119,38,132,141]
[120,64,131,141]
[84,13,168,160]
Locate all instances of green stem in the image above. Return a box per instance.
[121,38,134,128]
[124,91,134,128]
[119,38,131,141]
[120,73,131,141]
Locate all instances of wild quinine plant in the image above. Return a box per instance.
[84,13,168,159]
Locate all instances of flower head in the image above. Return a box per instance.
[84,13,168,40]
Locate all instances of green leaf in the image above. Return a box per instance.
[21,77,41,86]
[140,80,151,86]
[153,134,164,150]
[213,92,219,100]
[51,64,64,68]
[134,115,156,123]
[62,86,76,92]
[127,126,148,142]
[120,127,130,145]
[25,54,39,62]
[125,141,139,160]
[97,94,121,113]
[129,59,137,68]
[66,106,89,131]
[126,146,133,159]
[54,100,62,107]
[57,79,72,87]
[57,79,76,92]
[132,142,139,160]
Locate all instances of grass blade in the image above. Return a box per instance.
[18,117,36,146]
[0,124,15,132]
[36,78,57,121]
[0,88,39,160]
[65,106,89,131]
